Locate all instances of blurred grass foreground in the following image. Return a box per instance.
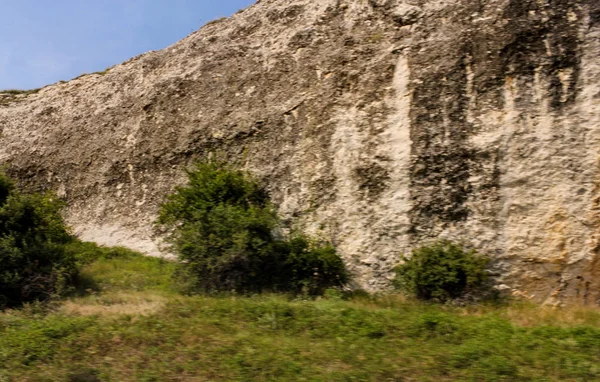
[1,247,600,381]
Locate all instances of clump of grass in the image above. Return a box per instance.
[92,67,111,76]
[0,88,41,106]
[71,66,112,81]
[369,31,385,42]
[60,291,168,317]
[0,88,40,96]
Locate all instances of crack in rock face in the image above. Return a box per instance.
[1,0,600,304]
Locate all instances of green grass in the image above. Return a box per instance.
[1,249,600,381]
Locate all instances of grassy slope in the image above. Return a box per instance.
[1,252,600,381]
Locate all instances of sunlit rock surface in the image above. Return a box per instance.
[1,0,600,304]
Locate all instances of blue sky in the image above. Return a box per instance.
[0,0,255,90]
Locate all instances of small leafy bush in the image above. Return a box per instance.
[393,241,490,303]
[158,160,347,295]
[0,173,78,308]
[281,235,348,295]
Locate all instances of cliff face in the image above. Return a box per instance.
[1,0,599,304]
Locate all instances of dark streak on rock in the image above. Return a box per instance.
[354,163,390,201]
[408,0,585,239]
[501,0,581,111]
[590,3,600,27]
[409,56,478,235]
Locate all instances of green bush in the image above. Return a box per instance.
[0,173,78,308]
[393,241,490,303]
[0,172,13,205]
[157,160,347,295]
[281,235,348,295]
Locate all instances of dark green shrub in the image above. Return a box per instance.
[393,241,490,303]
[0,173,78,308]
[0,172,13,206]
[157,160,347,295]
[281,235,348,295]
[158,161,278,293]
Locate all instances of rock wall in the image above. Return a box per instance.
[1,0,599,304]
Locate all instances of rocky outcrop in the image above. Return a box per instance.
[1,0,599,304]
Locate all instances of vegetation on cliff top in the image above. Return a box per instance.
[0,88,41,107]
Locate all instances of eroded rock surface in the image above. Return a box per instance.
[1,0,599,304]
